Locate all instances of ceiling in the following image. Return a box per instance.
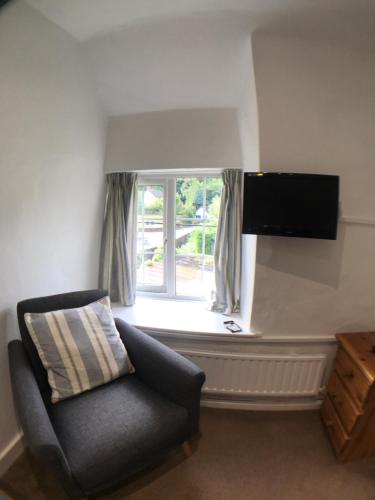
[84,16,252,115]
[23,0,375,44]
[23,0,375,116]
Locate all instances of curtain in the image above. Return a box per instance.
[210,169,242,314]
[99,172,138,305]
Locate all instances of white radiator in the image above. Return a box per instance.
[179,350,326,397]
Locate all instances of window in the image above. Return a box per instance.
[136,175,223,299]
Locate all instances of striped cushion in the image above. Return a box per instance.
[24,296,134,403]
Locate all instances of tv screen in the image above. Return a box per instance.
[242,173,339,240]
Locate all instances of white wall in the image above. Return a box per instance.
[0,0,106,469]
[237,36,259,330]
[104,108,243,172]
[251,34,375,337]
[237,37,259,175]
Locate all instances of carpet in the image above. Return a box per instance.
[1,408,374,499]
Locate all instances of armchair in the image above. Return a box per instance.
[8,290,205,499]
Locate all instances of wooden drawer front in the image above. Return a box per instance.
[326,370,361,434]
[321,396,349,454]
[336,348,371,408]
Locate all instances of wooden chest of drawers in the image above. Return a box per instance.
[321,332,375,462]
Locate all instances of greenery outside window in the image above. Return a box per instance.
[136,174,223,299]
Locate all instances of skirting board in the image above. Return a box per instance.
[0,432,24,477]
[201,398,323,411]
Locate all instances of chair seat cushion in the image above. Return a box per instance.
[49,375,189,493]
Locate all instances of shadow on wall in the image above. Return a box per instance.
[0,307,19,343]
[0,307,19,402]
[0,306,20,450]
[256,222,346,289]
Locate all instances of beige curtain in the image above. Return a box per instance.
[210,169,242,314]
[99,172,138,305]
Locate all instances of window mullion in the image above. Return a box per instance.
[202,177,207,282]
[141,187,145,285]
[166,178,176,296]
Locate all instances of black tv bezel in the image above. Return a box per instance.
[242,172,340,240]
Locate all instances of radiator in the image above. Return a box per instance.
[179,350,326,398]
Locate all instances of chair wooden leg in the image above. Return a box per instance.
[181,440,192,458]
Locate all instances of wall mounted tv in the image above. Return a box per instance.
[242,172,339,240]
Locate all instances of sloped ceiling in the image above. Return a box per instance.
[84,16,253,115]
[23,0,375,46]
[23,0,375,115]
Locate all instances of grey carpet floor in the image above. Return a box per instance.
[1,408,375,500]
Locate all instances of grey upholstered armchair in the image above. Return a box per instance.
[8,290,205,499]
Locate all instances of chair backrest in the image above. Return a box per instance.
[17,289,108,395]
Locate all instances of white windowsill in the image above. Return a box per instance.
[112,296,256,338]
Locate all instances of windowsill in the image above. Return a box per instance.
[112,296,256,339]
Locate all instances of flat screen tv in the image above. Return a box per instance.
[242,172,339,240]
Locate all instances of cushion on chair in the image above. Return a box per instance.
[17,289,109,396]
[48,375,189,493]
[24,296,134,403]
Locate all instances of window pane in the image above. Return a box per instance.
[175,224,213,297]
[176,178,204,218]
[175,176,222,298]
[136,184,164,288]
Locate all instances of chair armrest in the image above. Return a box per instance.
[115,319,205,435]
[8,341,74,487]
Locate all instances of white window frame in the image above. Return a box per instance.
[137,177,168,294]
[136,171,222,301]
